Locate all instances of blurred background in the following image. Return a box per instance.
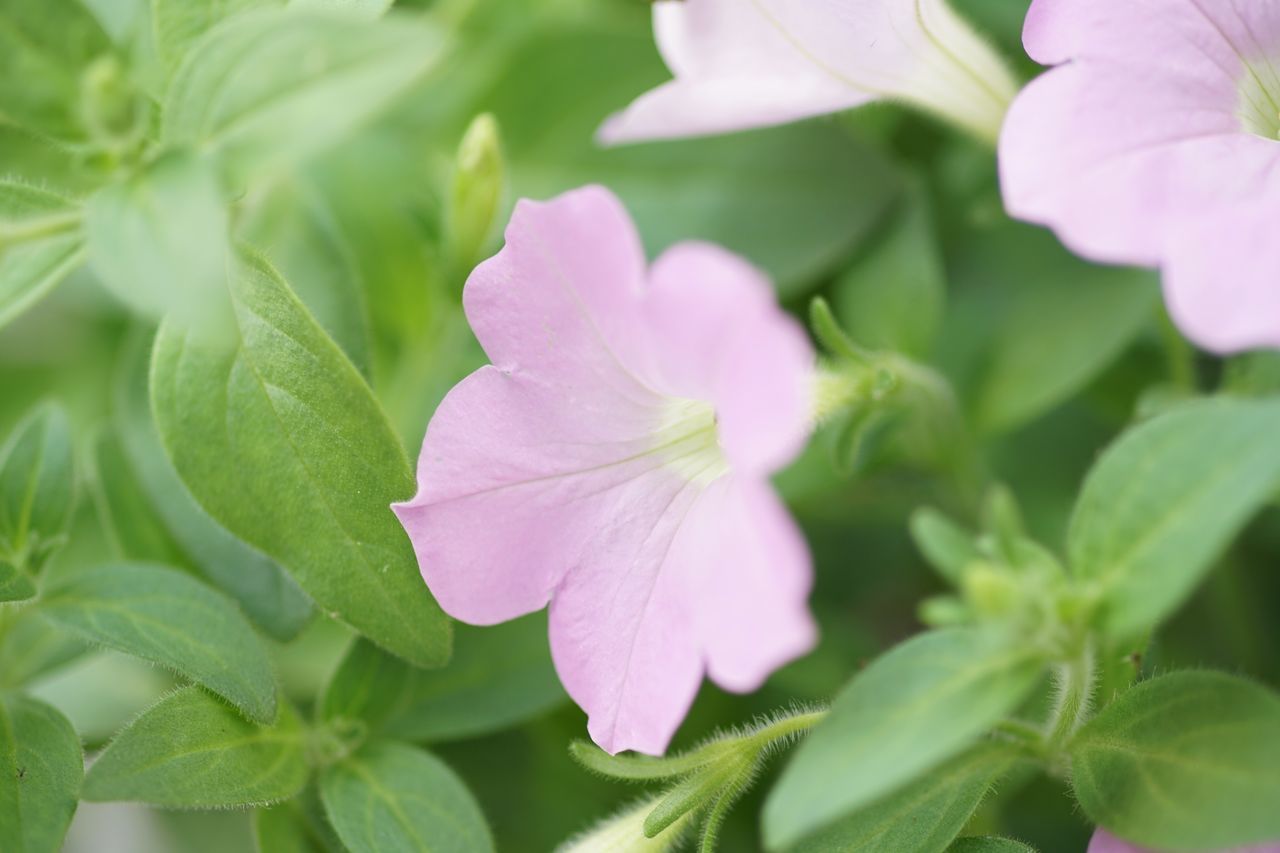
[3,0,1277,850]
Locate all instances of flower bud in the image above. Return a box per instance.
[447,113,504,276]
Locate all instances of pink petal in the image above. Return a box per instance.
[396,185,817,754]
[1088,828,1280,853]
[1000,0,1280,352]
[599,0,870,144]
[640,242,814,475]
[550,474,814,755]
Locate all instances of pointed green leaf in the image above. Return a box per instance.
[151,251,450,666]
[0,693,82,853]
[83,685,308,807]
[0,403,75,573]
[786,744,1017,853]
[764,628,1044,849]
[1068,398,1280,639]
[910,507,981,586]
[0,181,83,329]
[1070,671,1280,851]
[320,741,494,853]
[88,430,186,563]
[113,329,312,641]
[163,10,445,183]
[149,0,279,77]
[321,616,562,743]
[84,150,232,327]
[39,561,277,722]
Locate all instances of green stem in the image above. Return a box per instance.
[1045,643,1096,758]
[748,710,827,747]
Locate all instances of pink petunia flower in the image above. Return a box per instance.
[393,186,818,755]
[599,0,1019,145]
[1000,0,1280,353]
[1088,828,1280,853]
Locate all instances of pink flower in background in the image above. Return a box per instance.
[599,0,1018,145]
[1088,828,1280,853]
[1000,0,1280,353]
[394,186,817,755]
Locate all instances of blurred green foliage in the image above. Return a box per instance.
[0,0,1277,851]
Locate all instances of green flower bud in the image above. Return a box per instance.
[448,113,505,276]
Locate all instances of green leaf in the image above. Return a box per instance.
[786,744,1016,853]
[88,430,186,563]
[113,329,313,642]
[150,250,450,667]
[486,27,900,296]
[0,180,84,329]
[834,182,945,358]
[0,403,75,573]
[288,0,392,19]
[39,561,278,722]
[84,149,232,327]
[149,0,280,77]
[320,741,494,853]
[163,10,445,183]
[0,608,85,689]
[0,0,111,139]
[947,838,1037,853]
[239,178,370,374]
[321,615,562,743]
[763,628,1044,849]
[83,685,308,808]
[1070,671,1280,851]
[0,693,82,853]
[947,221,1156,433]
[1067,398,1280,640]
[910,507,981,586]
[0,557,34,602]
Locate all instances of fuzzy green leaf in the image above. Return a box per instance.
[84,149,232,327]
[39,561,278,722]
[150,251,450,667]
[0,693,82,853]
[82,685,308,808]
[320,741,494,853]
[0,181,83,329]
[787,743,1017,853]
[910,507,981,587]
[113,329,312,641]
[764,628,1044,849]
[0,557,34,602]
[0,403,75,573]
[149,0,279,77]
[1070,671,1280,851]
[163,10,444,183]
[320,616,562,743]
[1068,398,1280,640]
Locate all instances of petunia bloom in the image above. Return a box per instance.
[599,0,1019,145]
[1000,0,1280,353]
[393,185,817,755]
[1088,828,1280,853]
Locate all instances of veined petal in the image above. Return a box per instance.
[641,242,813,475]
[550,474,813,755]
[602,0,1017,145]
[1001,0,1280,352]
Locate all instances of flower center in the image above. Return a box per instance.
[1237,62,1280,139]
[652,398,730,486]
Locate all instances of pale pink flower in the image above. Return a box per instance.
[1000,0,1280,353]
[1088,828,1280,853]
[599,0,1019,145]
[393,186,817,755]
